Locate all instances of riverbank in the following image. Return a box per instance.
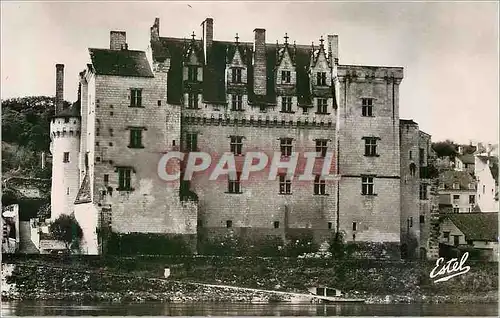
[2,255,498,304]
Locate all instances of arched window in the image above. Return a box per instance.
[410,163,416,176]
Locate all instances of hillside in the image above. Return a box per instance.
[1,96,70,219]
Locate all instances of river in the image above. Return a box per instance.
[1,301,498,316]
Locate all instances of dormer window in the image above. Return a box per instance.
[231,95,243,111]
[281,96,292,113]
[281,70,291,84]
[317,72,327,86]
[231,68,242,83]
[187,93,198,109]
[188,66,198,82]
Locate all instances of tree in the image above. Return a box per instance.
[432,140,457,158]
[49,214,83,252]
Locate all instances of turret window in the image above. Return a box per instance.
[63,152,69,163]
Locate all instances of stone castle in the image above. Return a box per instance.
[50,17,434,257]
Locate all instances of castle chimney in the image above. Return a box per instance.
[253,28,267,96]
[151,18,160,42]
[55,64,64,114]
[327,34,339,65]
[110,31,127,50]
[202,18,213,63]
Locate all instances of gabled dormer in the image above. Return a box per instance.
[183,32,204,83]
[226,33,247,85]
[275,33,296,86]
[309,36,332,88]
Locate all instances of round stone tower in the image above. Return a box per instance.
[50,64,82,221]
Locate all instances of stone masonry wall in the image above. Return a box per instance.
[337,65,403,244]
[91,72,196,235]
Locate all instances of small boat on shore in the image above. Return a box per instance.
[307,286,365,303]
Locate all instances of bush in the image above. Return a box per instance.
[284,232,318,257]
[49,214,83,252]
[106,232,193,256]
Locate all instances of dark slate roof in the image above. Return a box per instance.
[152,38,328,106]
[89,48,154,78]
[439,170,475,190]
[74,172,91,204]
[400,119,418,126]
[446,212,498,241]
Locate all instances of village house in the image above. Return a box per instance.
[439,212,498,262]
[475,153,499,213]
[44,17,436,258]
[438,170,477,213]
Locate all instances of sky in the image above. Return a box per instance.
[1,1,498,144]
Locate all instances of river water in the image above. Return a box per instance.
[1,301,498,316]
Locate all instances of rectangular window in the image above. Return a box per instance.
[274,221,280,229]
[352,222,357,231]
[103,174,109,184]
[364,137,378,157]
[281,70,291,83]
[188,66,198,82]
[453,207,459,213]
[228,172,242,194]
[63,152,69,163]
[469,195,475,204]
[280,138,293,157]
[117,167,132,190]
[315,139,328,157]
[443,231,450,242]
[361,176,374,195]
[314,175,327,195]
[316,72,327,86]
[230,136,243,155]
[186,133,198,152]
[281,96,292,112]
[226,220,232,228]
[129,128,143,148]
[279,174,292,194]
[419,184,428,200]
[453,194,460,200]
[187,93,198,109]
[328,222,332,229]
[231,68,242,83]
[408,217,413,228]
[453,235,460,246]
[453,182,460,190]
[409,150,413,160]
[419,148,425,165]
[420,215,425,224]
[231,95,243,111]
[317,98,328,114]
[130,89,142,107]
[362,98,373,116]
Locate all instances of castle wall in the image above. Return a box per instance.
[337,66,403,243]
[91,73,196,235]
[184,122,338,238]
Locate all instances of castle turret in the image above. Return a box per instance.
[50,63,82,221]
